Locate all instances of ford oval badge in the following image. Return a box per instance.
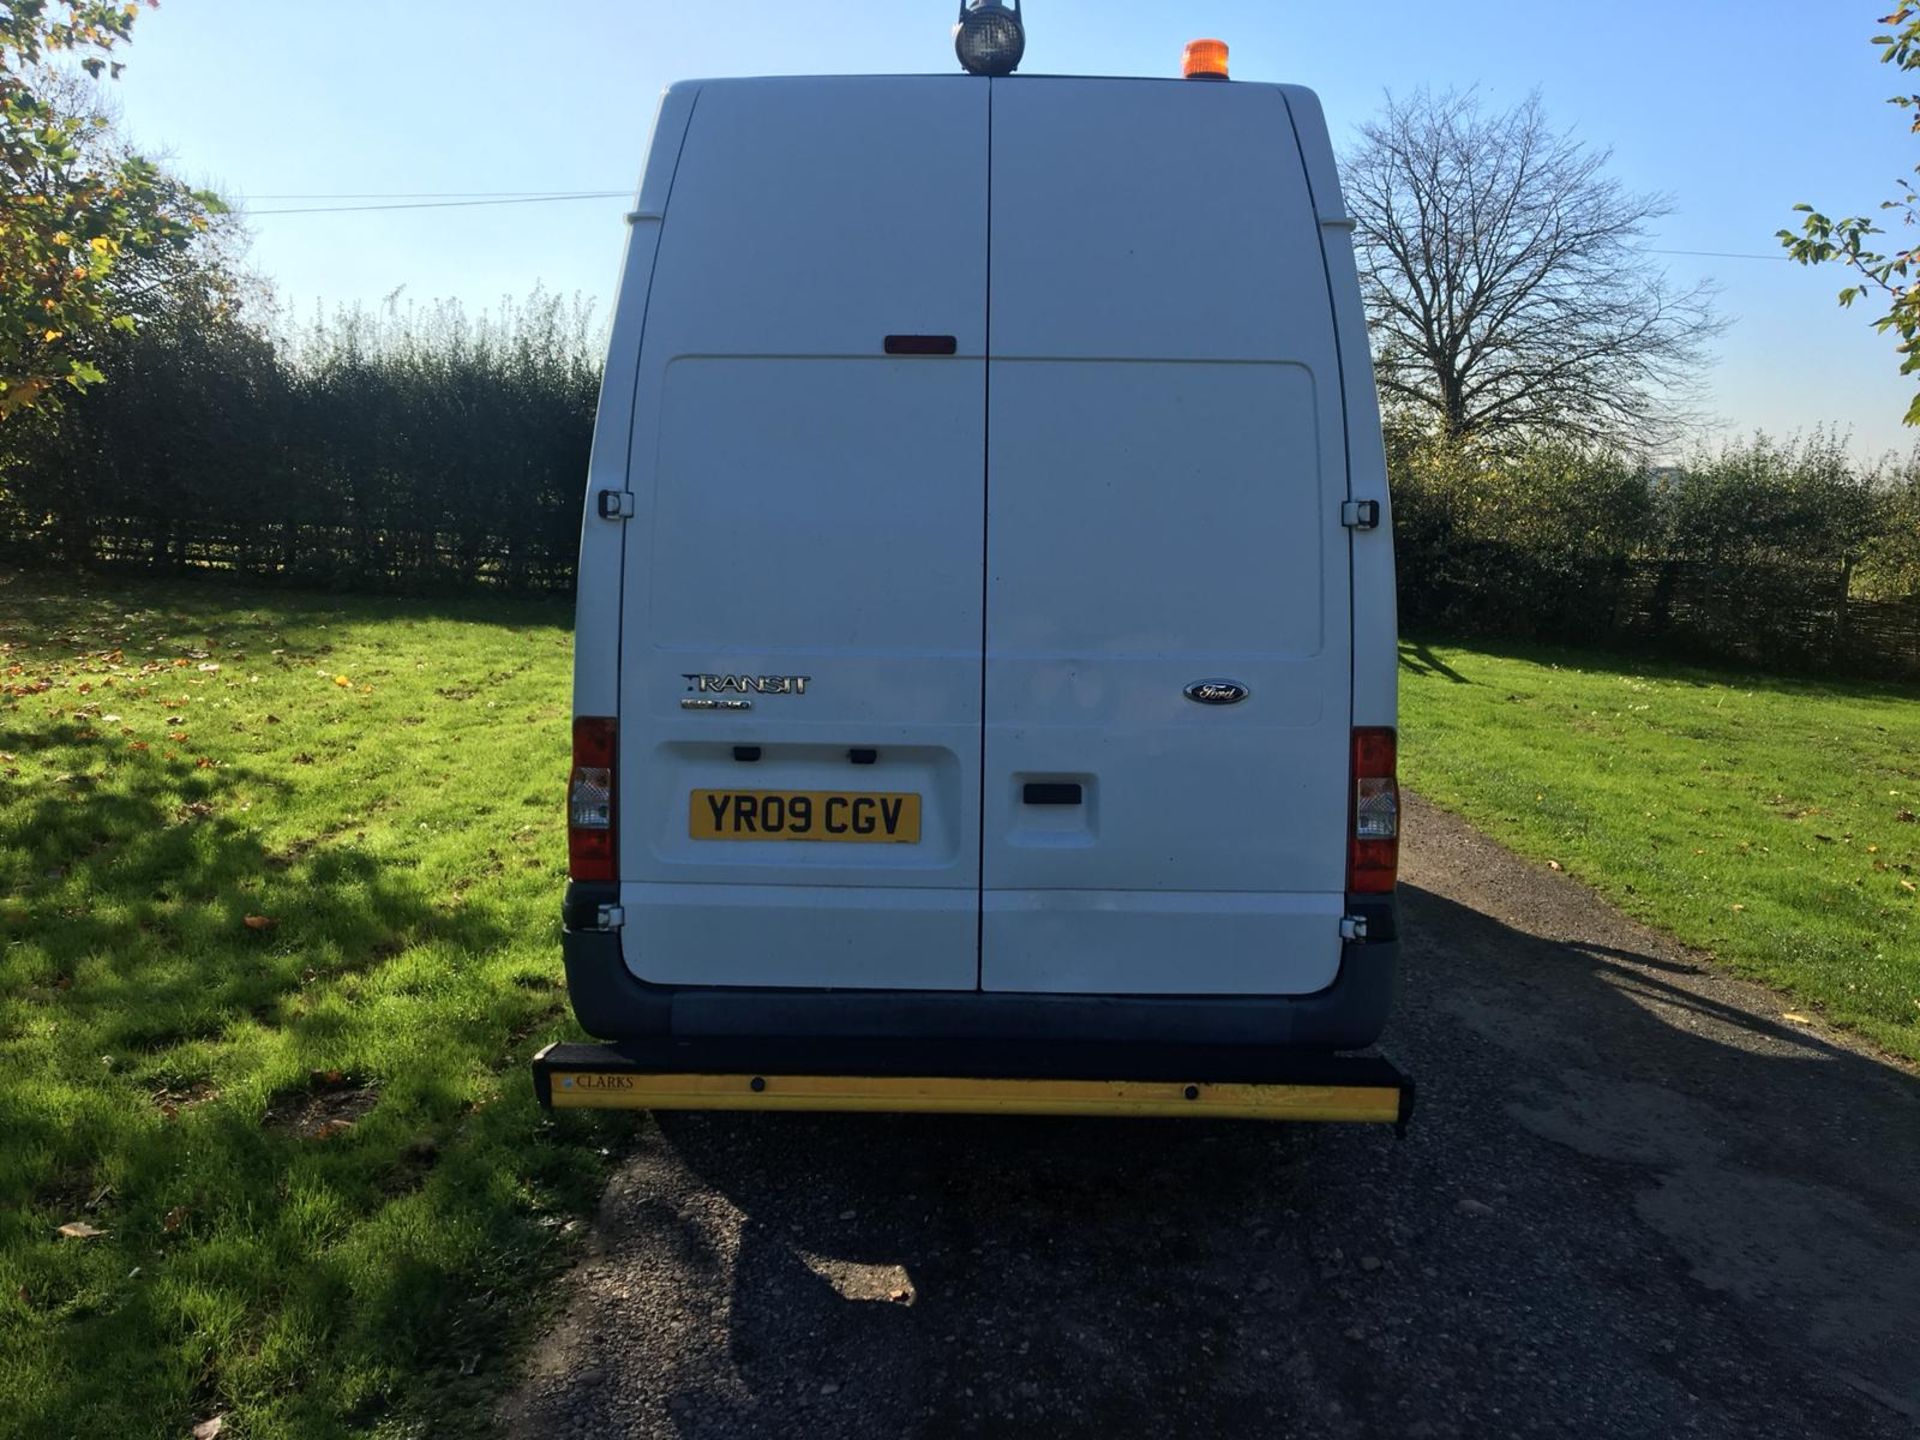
[1185,680,1249,706]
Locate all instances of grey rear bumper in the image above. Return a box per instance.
[559,885,1400,1051]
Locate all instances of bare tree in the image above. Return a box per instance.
[1345,89,1721,446]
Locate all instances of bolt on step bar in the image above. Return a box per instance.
[532,1039,1414,1129]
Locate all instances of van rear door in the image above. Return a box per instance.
[979,79,1353,996]
[615,79,988,991]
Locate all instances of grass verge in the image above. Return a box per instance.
[1399,638,1920,1064]
[0,569,616,1439]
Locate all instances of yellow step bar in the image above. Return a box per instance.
[533,1044,1413,1127]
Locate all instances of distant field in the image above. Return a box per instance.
[0,570,606,1439]
[1400,638,1920,1064]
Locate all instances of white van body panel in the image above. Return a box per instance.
[981,79,1350,994]
[571,83,696,722]
[578,74,1396,1009]
[1281,84,1401,731]
[612,78,989,990]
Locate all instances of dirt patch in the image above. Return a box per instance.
[151,1079,219,1119]
[268,1079,378,1140]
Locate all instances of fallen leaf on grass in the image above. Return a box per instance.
[1547,860,1564,872]
[1730,904,1746,912]
[242,915,278,931]
[1782,1012,1814,1024]
[1902,880,1918,893]
[162,1205,189,1233]
[127,741,148,752]
[168,730,189,742]
[195,757,217,769]
[333,675,352,688]
[55,1221,106,1240]
[312,1118,355,1140]
[192,1417,225,1440]
[264,713,281,724]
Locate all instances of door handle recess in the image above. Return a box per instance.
[1023,782,1083,806]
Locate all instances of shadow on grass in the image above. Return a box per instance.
[3,738,503,1059]
[0,562,572,652]
[1401,630,1920,703]
[1397,640,1472,684]
[1,730,530,1434]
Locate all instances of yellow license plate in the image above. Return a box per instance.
[690,790,922,843]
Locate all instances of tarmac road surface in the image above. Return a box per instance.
[502,794,1920,1439]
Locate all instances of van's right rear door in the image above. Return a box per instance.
[979,79,1355,997]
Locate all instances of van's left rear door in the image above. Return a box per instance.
[615,78,988,991]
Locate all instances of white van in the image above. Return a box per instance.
[536,34,1409,1125]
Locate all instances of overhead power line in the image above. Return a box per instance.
[228,193,1803,260]
[244,191,629,215]
[241,190,627,200]
[1642,246,1791,262]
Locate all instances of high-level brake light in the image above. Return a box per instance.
[569,717,617,882]
[1183,38,1230,80]
[956,0,1025,77]
[1348,727,1400,894]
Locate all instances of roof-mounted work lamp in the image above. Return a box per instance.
[955,0,1025,77]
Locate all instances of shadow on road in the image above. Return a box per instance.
[508,853,1920,1439]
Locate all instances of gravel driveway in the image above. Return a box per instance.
[502,794,1920,1439]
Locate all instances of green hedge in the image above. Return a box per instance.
[0,289,597,594]
[1391,429,1920,675]
[4,296,1916,680]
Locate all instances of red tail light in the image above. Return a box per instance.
[1348,727,1399,894]
[568,717,616,882]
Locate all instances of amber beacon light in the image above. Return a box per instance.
[1182,38,1230,80]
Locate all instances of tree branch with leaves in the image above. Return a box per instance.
[1780,6,1920,424]
[0,0,224,417]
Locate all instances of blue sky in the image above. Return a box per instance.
[107,0,1917,458]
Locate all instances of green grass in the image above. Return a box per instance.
[7,571,1913,1434]
[1400,638,1920,1063]
[0,569,615,1439]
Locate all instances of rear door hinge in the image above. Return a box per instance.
[1339,914,1369,942]
[1341,499,1381,531]
[596,904,626,931]
[597,490,636,521]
